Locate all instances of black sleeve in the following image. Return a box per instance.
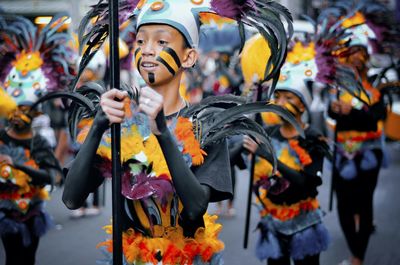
[15,135,62,186]
[255,131,324,192]
[328,99,386,132]
[228,136,247,170]
[192,139,233,202]
[32,136,62,171]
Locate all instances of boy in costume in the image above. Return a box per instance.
[62,0,293,264]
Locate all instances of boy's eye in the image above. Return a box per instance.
[136,39,144,45]
[158,40,168,45]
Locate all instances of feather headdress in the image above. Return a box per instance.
[0,13,75,113]
[321,0,395,55]
[273,10,369,106]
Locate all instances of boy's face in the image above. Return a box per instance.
[134,24,196,86]
[273,90,305,116]
[8,105,34,133]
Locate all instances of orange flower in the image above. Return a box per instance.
[175,117,207,166]
[288,140,312,166]
[18,200,28,210]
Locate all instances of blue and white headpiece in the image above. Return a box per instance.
[134,0,212,48]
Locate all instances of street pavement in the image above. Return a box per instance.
[1,143,400,265]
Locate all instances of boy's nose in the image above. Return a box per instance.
[141,43,156,56]
[275,97,286,106]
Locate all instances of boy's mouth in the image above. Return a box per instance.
[141,61,159,71]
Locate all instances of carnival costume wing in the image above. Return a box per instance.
[180,95,304,172]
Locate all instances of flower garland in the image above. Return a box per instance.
[78,102,217,264]
[288,139,312,166]
[258,189,320,221]
[253,138,318,222]
[97,213,224,265]
[174,117,207,166]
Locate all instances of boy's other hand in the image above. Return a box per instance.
[243,135,259,154]
[138,86,165,135]
[100,89,128,124]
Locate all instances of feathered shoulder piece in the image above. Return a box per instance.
[69,83,303,173]
[0,13,75,109]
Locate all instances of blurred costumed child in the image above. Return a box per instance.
[0,14,71,265]
[326,1,393,264]
[241,33,331,265]
[240,11,368,261]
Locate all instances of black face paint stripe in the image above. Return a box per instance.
[163,47,181,68]
[135,48,142,70]
[134,48,140,56]
[287,102,302,115]
[156,57,176,76]
[148,73,155,84]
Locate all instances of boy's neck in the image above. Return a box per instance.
[280,117,304,139]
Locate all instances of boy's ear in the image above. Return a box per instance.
[182,48,198,68]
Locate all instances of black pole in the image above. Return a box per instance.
[109,0,122,264]
[329,90,340,211]
[329,129,338,211]
[244,83,263,249]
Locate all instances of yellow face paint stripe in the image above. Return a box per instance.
[135,49,142,69]
[158,51,179,73]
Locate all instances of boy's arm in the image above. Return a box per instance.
[14,163,55,186]
[156,128,212,221]
[328,99,386,131]
[255,144,323,190]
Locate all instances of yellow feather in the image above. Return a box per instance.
[0,87,17,118]
[241,34,272,85]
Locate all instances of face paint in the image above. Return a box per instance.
[156,47,181,76]
[9,112,32,133]
[134,48,142,70]
[284,102,302,116]
[148,73,155,84]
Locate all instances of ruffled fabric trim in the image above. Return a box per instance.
[255,223,329,261]
[97,214,224,265]
[0,204,53,246]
